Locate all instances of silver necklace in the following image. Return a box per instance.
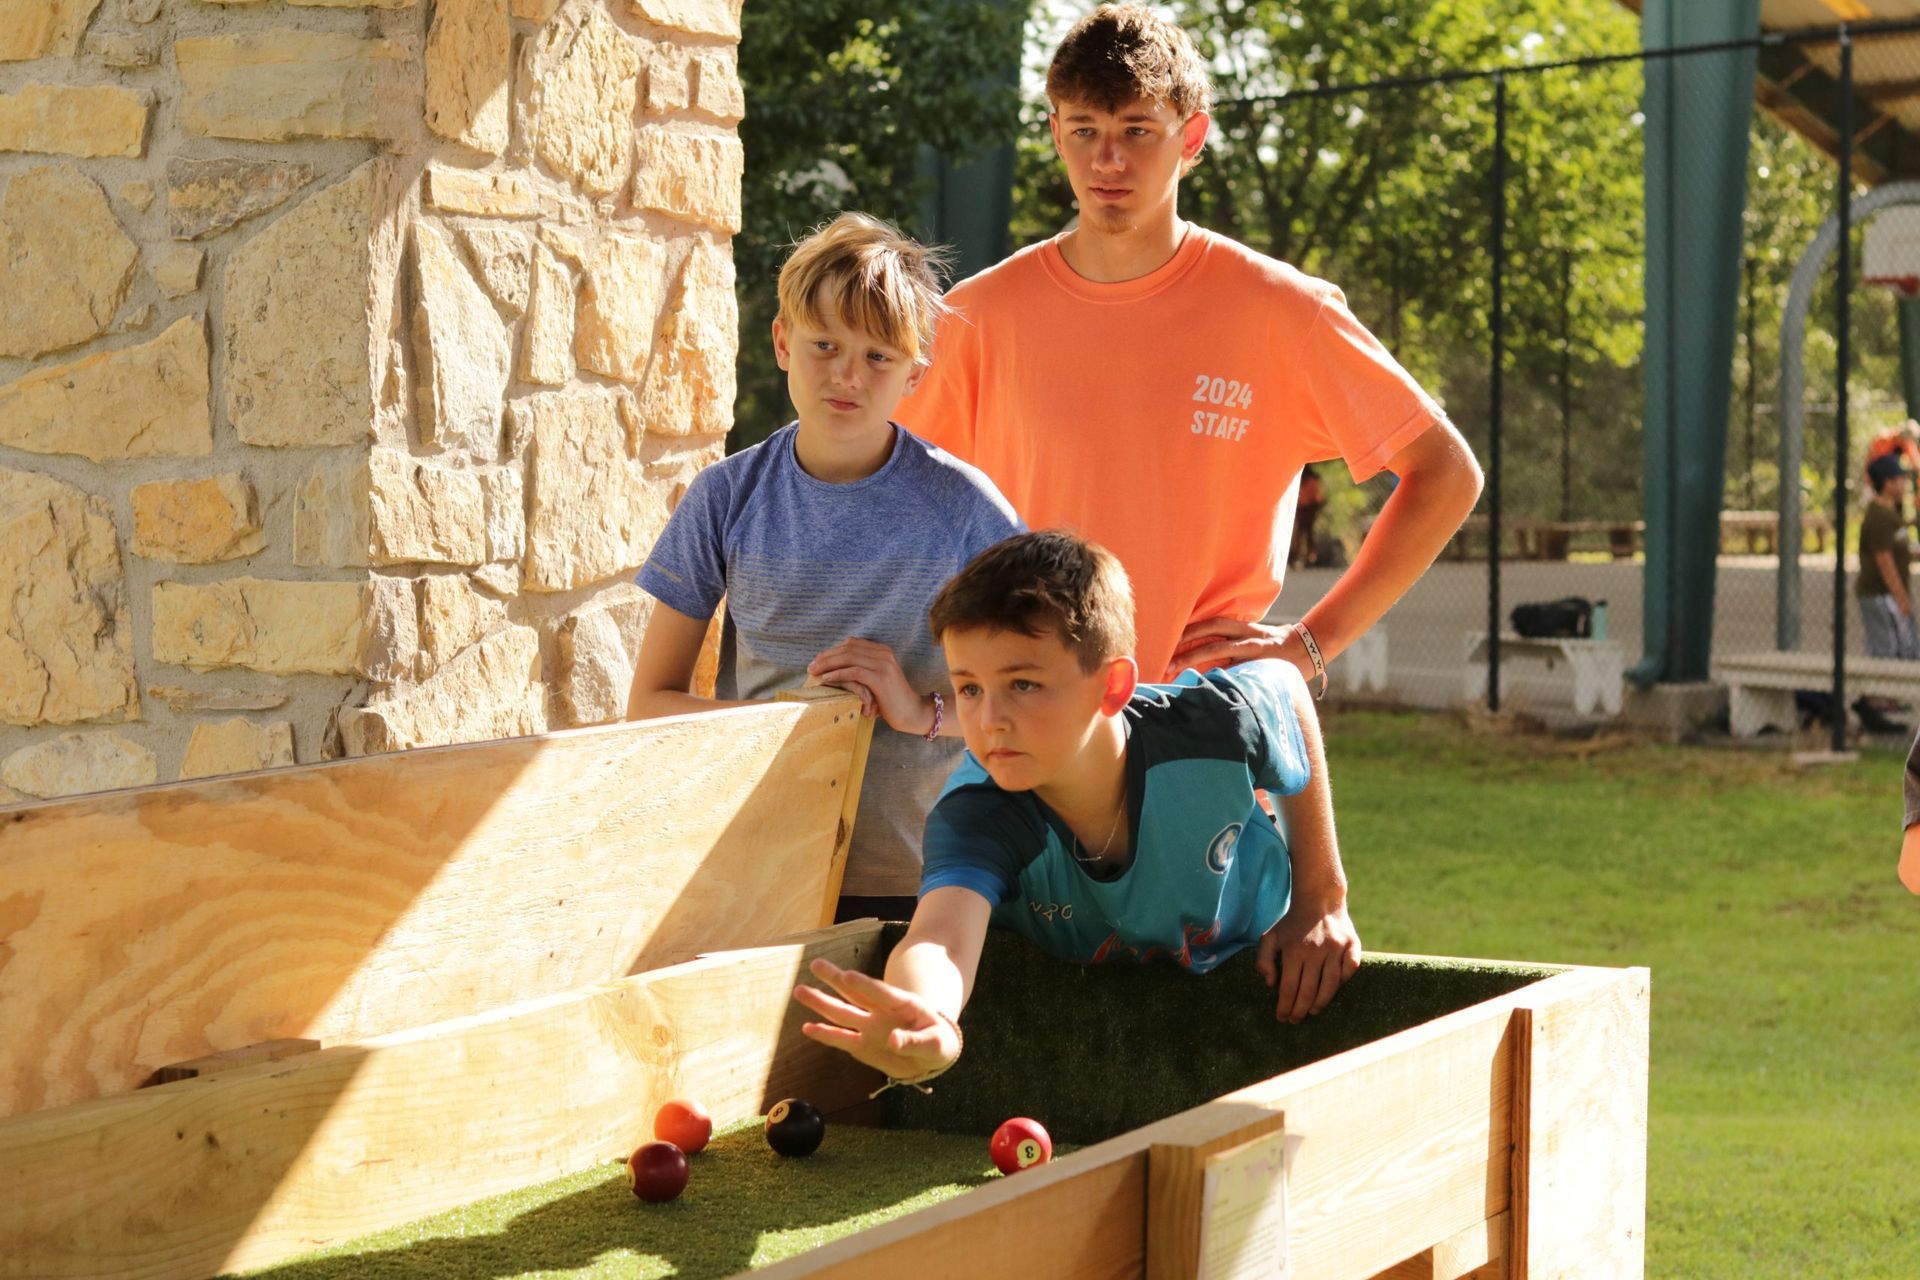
[1070,788,1128,864]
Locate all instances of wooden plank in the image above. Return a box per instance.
[1145,1107,1289,1280]
[777,687,875,925]
[0,921,890,1280]
[760,1141,1149,1280]
[0,695,871,1117]
[1369,1213,1508,1280]
[1510,967,1650,1280]
[145,1039,320,1086]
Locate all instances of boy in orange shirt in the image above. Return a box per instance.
[897,4,1482,689]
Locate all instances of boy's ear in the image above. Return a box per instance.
[1100,655,1139,715]
[904,359,930,396]
[1047,111,1063,157]
[1179,111,1211,174]
[771,317,791,371]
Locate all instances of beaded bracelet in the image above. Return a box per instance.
[1294,621,1329,701]
[924,690,944,740]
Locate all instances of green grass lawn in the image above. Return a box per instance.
[1325,709,1920,1278]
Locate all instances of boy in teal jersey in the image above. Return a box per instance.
[792,531,1360,1090]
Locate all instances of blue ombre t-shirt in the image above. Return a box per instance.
[920,661,1313,972]
[637,422,1022,895]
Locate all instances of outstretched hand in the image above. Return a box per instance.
[1169,617,1305,683]
[1255,897,1362,1023]
[792,956,960,1081]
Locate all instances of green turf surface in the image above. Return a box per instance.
[227,1121,1004,1280]
[1324,710,1920,1279]
[884,931,1554,1141]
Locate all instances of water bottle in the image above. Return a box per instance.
[1591,599,1609,641]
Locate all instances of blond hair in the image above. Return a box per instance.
[776,212,951,366]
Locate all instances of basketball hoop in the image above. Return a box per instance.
[1864,207,1920,299]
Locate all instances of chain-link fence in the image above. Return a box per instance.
[1008,18,1920,740]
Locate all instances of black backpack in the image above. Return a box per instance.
[1511,596,1593,639]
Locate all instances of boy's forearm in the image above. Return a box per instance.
[1276,693,1348,906]
[882,937,969,1021]
[1302,425,1481,658]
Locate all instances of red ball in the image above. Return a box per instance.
[989,1117,1052,1174]
[627,1140,689,1203]
[654,1098,713,1154]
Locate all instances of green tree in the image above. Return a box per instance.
[733,1,1027,450]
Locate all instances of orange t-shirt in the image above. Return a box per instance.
[896,226,1447,679]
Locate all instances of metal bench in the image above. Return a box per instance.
[1462,631,1625,716]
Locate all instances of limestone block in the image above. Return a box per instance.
[522,240,573,386]
[689,48,743,122]
[291,0,416,8]
[166,156,313,240]
[628,0,740,40]
[87,30,161,68]
[419,573,505,674]
[537,224,586,266]
[294,454,372,568]
[147,685,288,712]
[176,31,404,142]
[178,719,295,780]
[0,469,138,727]
[424,163,539,217]
[425,0,510,154]
[574,231,667,383]
[131,474,262,564]
[553,584,653,726]
[125,0,162,21]
[0,0,105,61]
[640,45,690,115]
[631,128,742,233]
[511,0,560,17]
[0,84,146,157]
[225,163,377,448]
[413,221,512,459]
[523,386,673,591]
[359,574,419,682]
[153,246,204,298]
[640,239,736,438]
[152,578,363,675]
[471,562,517,595]
[120,179,154,210]
[335,624,545,754]
[515,2,642,197]
[480,467,523,562]
[0,164,138,359]
[369,448,488,566]
[2,732,155,800]
[456,225,531,316]
[0,317,212,461]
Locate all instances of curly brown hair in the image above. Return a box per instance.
[1045,4,1212,117]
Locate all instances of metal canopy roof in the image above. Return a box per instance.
[1620,0,1920,181]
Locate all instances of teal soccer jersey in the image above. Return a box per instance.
[919,660,1313,973]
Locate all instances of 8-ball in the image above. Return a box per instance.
[764,1098,825,1157]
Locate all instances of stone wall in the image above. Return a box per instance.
[0,0,741,801]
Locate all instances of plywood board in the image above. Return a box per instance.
[0,696,870,1116]
[1509,967,1650,1280]
[0,922,890,1280]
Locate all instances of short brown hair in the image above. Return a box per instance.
[929,531,1136,672]
[776,212,950,366]
[1046,4,1212,117]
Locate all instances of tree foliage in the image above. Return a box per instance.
[734,0,1026,449]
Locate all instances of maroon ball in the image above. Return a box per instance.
[627,1140,689,1203]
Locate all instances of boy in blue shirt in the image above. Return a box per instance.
[628,213,1022,921]
[793,531,1361,1090]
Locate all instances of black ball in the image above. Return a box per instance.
[764,1098,825,1157]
